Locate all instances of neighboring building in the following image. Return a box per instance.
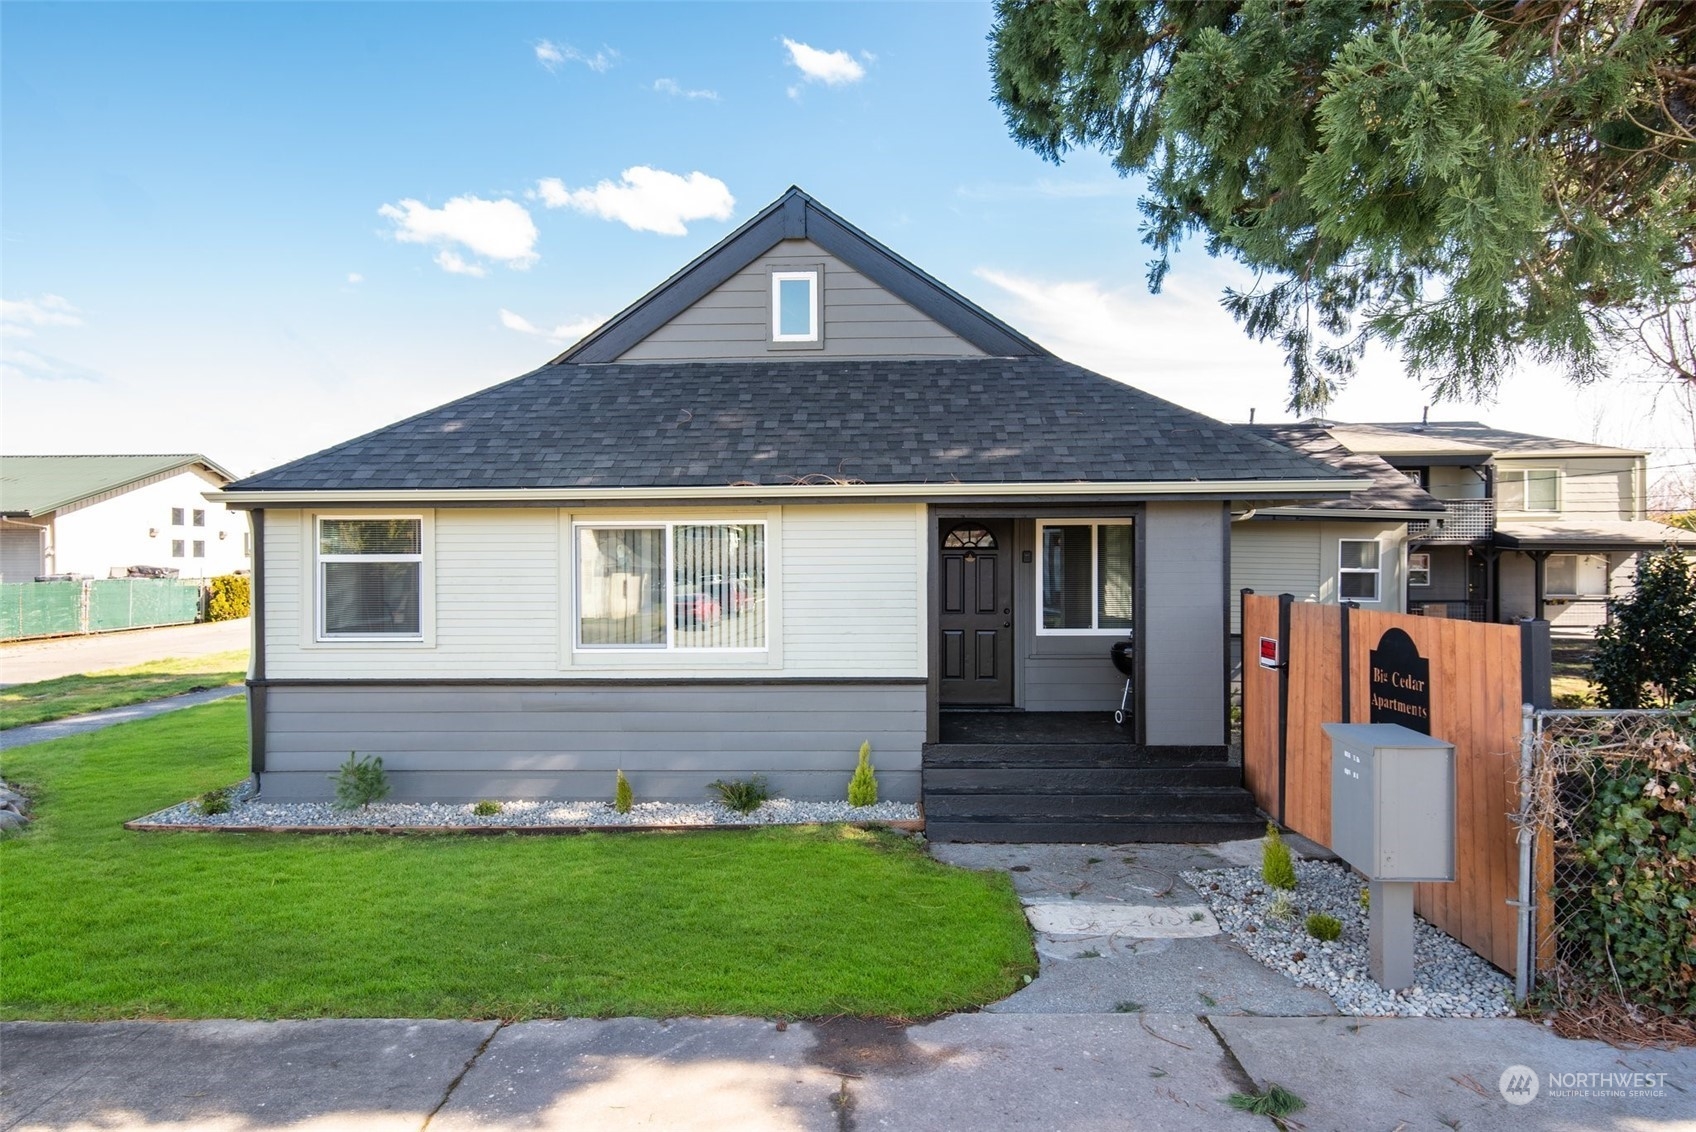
[217,187,1362,822]
[1244,421,1686,635]
[0,455,250,582]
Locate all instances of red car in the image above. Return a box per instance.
[673,590,722,627]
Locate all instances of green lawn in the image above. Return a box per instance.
[0,651,248,729]
[0,700,1034,1021]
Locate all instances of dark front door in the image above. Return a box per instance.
[939,521,1013,705]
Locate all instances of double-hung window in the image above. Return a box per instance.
[317,517,423,639]
[1037,522,1134,633]
[576,521,766,651]
[1499,468,1560,514]
[1339,539,1381,602]
[1407,552,1431,587]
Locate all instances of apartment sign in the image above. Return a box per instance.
[1369,628,1431,734]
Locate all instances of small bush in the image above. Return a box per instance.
[1266,893,1296,922]
[330,752,390,810]
[197,788,232,816]
[1305,913,1343,942]
[1592,549,1696,708]
[472,800,501,817]
[614,769,633,814]
[206,574,251,622]
[847,741,878,807]
[1262,822,1297,890]
[708,775,772,815]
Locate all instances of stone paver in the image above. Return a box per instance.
[0,618,249,687]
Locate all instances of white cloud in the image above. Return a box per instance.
[532,167,734,236]
[1,294,83,339]
[782,38,866,86]
[535,39,617,73]
[346,273,364,284]
[499,308,605,345]
[0,346,101,384]
[653,77,718,101]
[378,195,539,273]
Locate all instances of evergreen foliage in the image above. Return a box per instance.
[614,769,634,814]
[1304,912,1344,942]
[848,741,879,807]
[472,800,501,817]
[1262,821,1298,890]
[330,752,390,810]
[990,1,1696,410]
[1592,549,1696,708]
[206,575,251,622]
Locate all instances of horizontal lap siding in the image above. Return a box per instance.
[782,504,924,675]
[260,683,925,803]
[1229,522,1321,634]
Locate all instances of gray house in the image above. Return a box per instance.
[219,188,1359,839]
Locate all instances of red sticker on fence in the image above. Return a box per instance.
[1258,636,1280,669]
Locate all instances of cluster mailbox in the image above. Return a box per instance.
[1323,722,1456,882]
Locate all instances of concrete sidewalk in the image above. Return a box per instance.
[0,686,244,750]
[0,619,249,687]
[2,1014,1689,1131]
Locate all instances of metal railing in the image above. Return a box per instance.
[1408,598,1489,621]
[1408,497,1495,544]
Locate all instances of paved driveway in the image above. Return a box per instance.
[0,619,250,686]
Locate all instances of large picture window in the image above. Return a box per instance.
[1339,539,1382,602]
[576,521,766,650]
[318,517,423,639]
[1547,554,1608,597]
[1038,522,1133,633]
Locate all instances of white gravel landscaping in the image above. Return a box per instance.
[1182,859,1515,1018]
[129,779,921,830]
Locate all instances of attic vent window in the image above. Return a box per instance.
[771,269,820,344]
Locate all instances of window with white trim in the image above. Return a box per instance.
[1407,552,1431,587]
[1547,553,1608,597]
[1499,468,1560,513]
[317,517,423,639]
[1339,539,1381,602]
[576,521,766,650]
[771,270,819,342]
[1037,522,1134,633]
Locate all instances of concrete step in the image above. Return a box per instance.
[923,742,1231,769]
[923,765,1243,792]
[921,788,1259,821]
[924,816,1270,844]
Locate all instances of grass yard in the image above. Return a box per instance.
[0,651,249,729]
[0,700,1034,1021]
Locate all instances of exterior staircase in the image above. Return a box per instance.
[922,713,1266,843]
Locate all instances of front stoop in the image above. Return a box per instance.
[922,743,1265,844]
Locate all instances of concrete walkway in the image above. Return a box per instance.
[0,686,244,750]
[2,1014,1688,1131]
[0,619,249,687]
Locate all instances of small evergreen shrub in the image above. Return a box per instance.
[1261,822,1297,890]
[614,769,633,814]
[847,741,878,807]
[708,775,772,814]
[472,800,501,817]
[1305,913,1343,942]
[331,752,390,810]
[206,574,251,622]
[197,788,232,816]
[1592,549,1696,708]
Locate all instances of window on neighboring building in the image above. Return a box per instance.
[171,539,185,558]
[192,541,205,558]
[1499,468,1560,513]
[317,517,423,639]
[170,508,185,526]
[770,270,820,343]
[1339,539,1382,602]
[192,509,205,527]
[576,521,766,651]
[1037,522,1134,632]
[1547,554,1609,597]
[1408,552,1431,587]
[243,532,252,557]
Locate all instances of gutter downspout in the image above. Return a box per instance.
[248,510,266,786]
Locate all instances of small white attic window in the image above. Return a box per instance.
[771,269,820,343]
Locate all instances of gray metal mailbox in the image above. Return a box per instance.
[1321,722,1458,991]
[1323,722,1456,882]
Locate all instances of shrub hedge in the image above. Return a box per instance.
[206,574,251,622]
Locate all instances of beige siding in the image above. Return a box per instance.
[1495,456,1641,520]
[616,238,985,361]
[263,503,925,680]
[1228,519,1408,633]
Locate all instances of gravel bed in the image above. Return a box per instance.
[1182,860,1515,1018]
[132,781,921,830]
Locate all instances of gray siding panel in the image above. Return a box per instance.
[260,682,924,803]
[1141,502,1227,745]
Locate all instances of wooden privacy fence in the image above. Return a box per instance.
[1241,592,1542,975]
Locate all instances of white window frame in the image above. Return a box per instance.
[1338,538,1382,603]
[1546,553,1609,598]
[572,518,769,654]
[770,270,820,343]
[1499,467,1562,514]
[1407,552,1431,587]
[315,514,427,643]
[1034,520,1136,636]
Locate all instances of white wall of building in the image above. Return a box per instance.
[48,467,251,580]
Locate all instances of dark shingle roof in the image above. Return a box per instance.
[229,358,1348,492]
[1247,424,1445,513]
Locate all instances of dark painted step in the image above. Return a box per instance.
[924,816,1270,844]
[922,788,1259,821]
[922,742,1230,769]
[924,765,1243,792]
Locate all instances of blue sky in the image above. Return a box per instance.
[2,2,1684,481]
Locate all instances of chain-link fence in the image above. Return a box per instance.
[1515,707,1695,1042]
